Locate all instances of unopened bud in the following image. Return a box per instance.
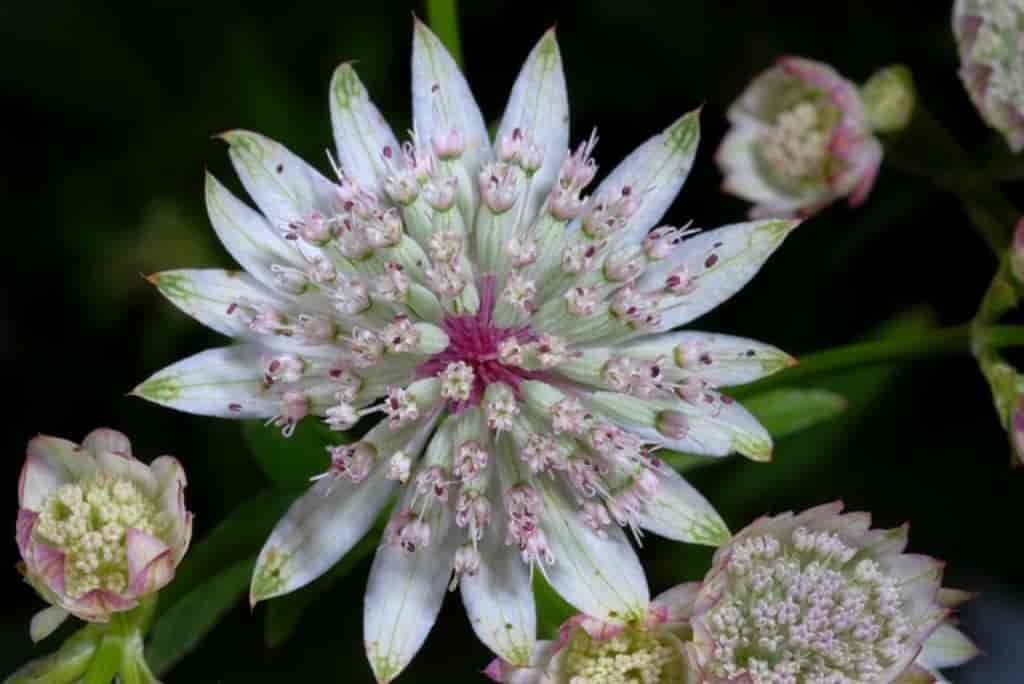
[861,65,916,134]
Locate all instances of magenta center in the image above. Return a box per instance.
[416,276,538,409]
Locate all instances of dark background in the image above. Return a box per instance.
[1,1,1021,682]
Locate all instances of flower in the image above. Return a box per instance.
[16,429,192,642]
[484,584,701,683]
[954,0,1024,152]
[688,502,958,684]
[717,57,883,218]
[134,21,798,681]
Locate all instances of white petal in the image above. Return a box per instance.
[221,130,339,229]
[204,172,306,288]
[651,581,701,624]
[593,109,701,246]
[461,470,536,667]
[132,345,278,418]
[919,623,980,670]
[537,479,649,623]
[715,114,806,217]
[364,512,458,683]
[495,29,569,222]
[412,19,489,176]
[20,436,96,510]
[147,269,315,352]
[590,389,772,461]
[624,331,795,387]
[250,463,396,603]
[30,606,69,643]
[636,466,729,546]
[640,218,799,332]
[330,63,401,196]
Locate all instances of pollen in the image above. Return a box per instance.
[560,625,685,684]
[759,102,830,183]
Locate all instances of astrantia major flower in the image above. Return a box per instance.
[484,583,701,684]
[688,502,966,684]
[717,57,883,219]
[16,429,192,642]
[135,22,797,681]
[954,0,1024,152]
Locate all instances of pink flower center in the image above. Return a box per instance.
[417,276,538,409]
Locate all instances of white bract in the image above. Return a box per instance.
[135,21,798,682]
[954,0,1024,152]
[689,502,972,684]
[717,57,883,219]
[16,429,192,642]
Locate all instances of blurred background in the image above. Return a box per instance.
[1,1,1021,682]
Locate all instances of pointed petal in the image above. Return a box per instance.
[16,509,37,557]
[330,63,401,195]
[125,528,174,596]
[495,29,569,221]
[640,218,799,331]
[364,513,458,683]
[251,463,396,603]
[147,268,305,346]
[20,436,96,510]
[204,172,306,287]
[30,542,66,596]
[636,467,729,546]
[920,623,980,670]
[412,19,489,174]
[221,130,338,230]
[624,331,795,387]
[29,606,69,643]
[461,472,536,667]
[595,109,701,246]
[132,345,278,418]
[537,480,649,623]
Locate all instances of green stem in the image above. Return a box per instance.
[81,636,123,684]
[731,323,1024,398]
[426,0,463,68]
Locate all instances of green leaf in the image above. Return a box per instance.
[242,417,350,490]
[532,573,576,640]
[145,558,254,676]
[263,529,381,648]
[742,389,848,440]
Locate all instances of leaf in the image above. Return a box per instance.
[742,389,848,440]
[242,417,350,490]
[532,573,576,640]
[145,558,254,676]
[263,528,382,648]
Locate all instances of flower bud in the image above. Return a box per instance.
[861,64,916,133]
[17,430,192,638]
[717,56,883,218]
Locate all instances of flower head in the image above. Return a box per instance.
[689,502,949,684]
[16,429,192,641]
[485,584,701,684]
[135,21,797,682]
[954,0,1024,152]
[717,57,883,218]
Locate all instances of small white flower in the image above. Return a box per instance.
[954,0,1024,151]
[135,21,798,682]
[717,56,883,218]
[17,430,192,642]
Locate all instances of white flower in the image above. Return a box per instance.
[484,585,700,683]
[688,502,967,684]
[134,21,798,682]
[954,0,1024,152]
[717,56,883,218]
[16,429,192,642]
